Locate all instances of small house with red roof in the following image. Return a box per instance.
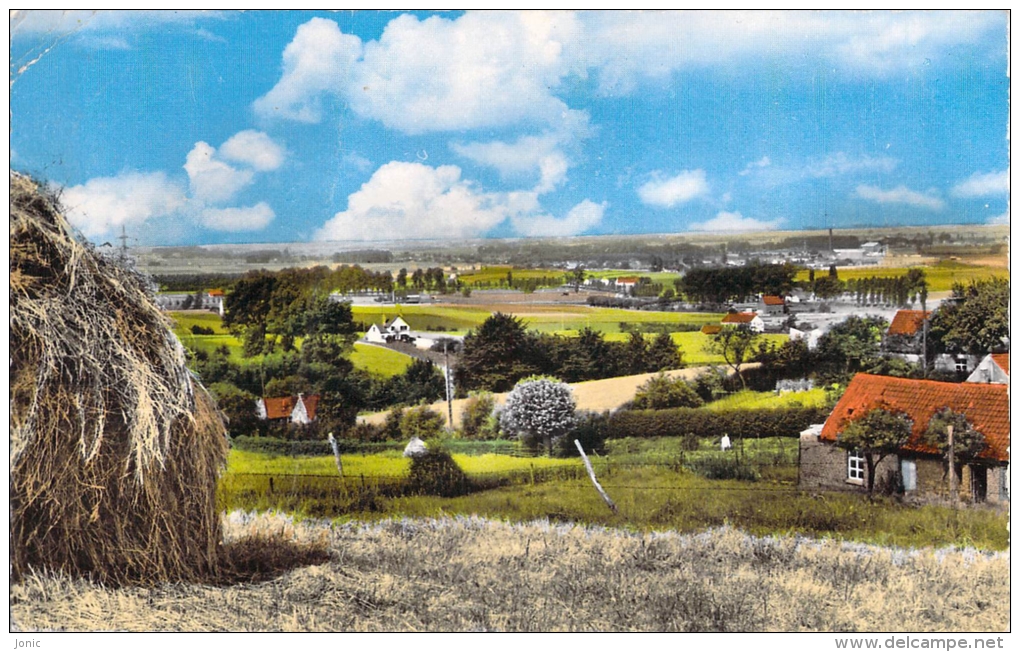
[799,374,1008,503]
[720,311,764,333]
[256,393,320,425]
[760,295,786,316]
[701,324,723,335]
[882,309,930,355]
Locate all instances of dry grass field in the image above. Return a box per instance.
[10,512,1009,632]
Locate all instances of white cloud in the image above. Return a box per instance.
[183,141,255,203]
[252,17,362,123]
[739,156,771,176]
[218,130,286,171]
[809,152,898,178]
[60,171,186,238]
[10,10,219,36]
[690,210,783,233]
[637,170,709,208]
[986,212,1009,225]
[315,162,511,241]
[341,152,373,173]
[855,184,945,210]
[952,170,1009,197]
[511,200,606,237]
[452,134,569,194]
[199,203,275,231]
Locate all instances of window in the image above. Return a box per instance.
[847,450,865,485]
[901,459,917,492]
[955,358,968,373]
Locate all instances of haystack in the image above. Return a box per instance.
[10,172,229,585]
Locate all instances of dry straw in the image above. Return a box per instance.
[9,171,229,586]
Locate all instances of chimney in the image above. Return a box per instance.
[828,227,834,252]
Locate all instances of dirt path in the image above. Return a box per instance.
[358,364,757,429]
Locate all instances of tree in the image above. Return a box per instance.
[400,403,446,440]
[499,377,577,455]
[646,331,683,371]
[709,326,759,389]
[460,392,496,439]
[209,382,261,438]
[624,330,648,375]
[389,358,446,406]
[929,278,1009,356]
[816,315,888,376]
[812,275,843,300]
[923,407,987,482]
[569,265,586,292]
[456,312,540,392]
[836,407,913,495]
[632,373,703,410]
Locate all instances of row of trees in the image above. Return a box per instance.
[454,313,684,392]
[675,262,799,305]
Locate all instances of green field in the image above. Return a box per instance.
[703,388,828,412]
[584,269,682,284]
[350,343,413,377]
[795,260,1008,292]
[455,265,565,286]
[671,331,787,366]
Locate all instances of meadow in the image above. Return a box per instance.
[702,388,828,412]
[795,260,1008,293]
[11,513,1010,631]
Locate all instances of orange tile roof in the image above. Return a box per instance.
[721,312,759,324]
[887,310,931,336]
[820,374,1009,462]
[762,295,785,305]
[701,324,723,335]
[207,289,225,297]
[990,353,1009,376]
[615,277,640,284]
[262,396,298,420]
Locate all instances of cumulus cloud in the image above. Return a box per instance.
[809,152,898,178]
[199,203,275,231]
[855,184,945,210]
[60,171,186,238]
[637,170,709,208]
[219,130,286,171]
[511,199,606,237]
[342,152,373,173]
[452,134,570,194]
[952,170,1009,197]
[690,211,783,233]
[252,17,362,123]
[183,141,255,203]
[315,162,511,241]
[739,156,771,176]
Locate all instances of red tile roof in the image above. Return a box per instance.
[721,312,759,324]
[207,289,225,297]
[701,324,723,335]
[262,396,298,420]
[887,310,931,336]
[615,277,640,284]
[990,353,1009,376]
[762,295,785,305]
[820,374,1009,462]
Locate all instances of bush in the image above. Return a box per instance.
[401,404,446,440]
[460,392,496,439]
[555,411,610,457]
[405,447,471,497]
[632,373,703,410]
[607,406,828,441]
[230,435,395,456]
[190,324,216,335]
[384,407,405,441]
[685,455,761,481]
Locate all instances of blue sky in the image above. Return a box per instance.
[9,10,1010,245]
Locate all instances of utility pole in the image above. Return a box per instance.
[444,341,454,429]
[118,225,129,263]
[920,283,929,377]
[947,424,957,504]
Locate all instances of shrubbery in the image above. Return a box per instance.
[607,406,828,440]
[554,411,611,457]
[405,447,472,497]
[230,435,395,456]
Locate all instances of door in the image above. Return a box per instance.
[971,466,988,502]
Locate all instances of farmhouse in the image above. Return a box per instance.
[615,276,640,291]
[365,316,412,344]
[799,374,1009,503]
[760,295,786,315]
[256,393,320,425]
[882,309,930,357]
[720,311,764,333]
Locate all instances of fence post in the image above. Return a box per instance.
[575,440,617,513]
[530,463,535,486]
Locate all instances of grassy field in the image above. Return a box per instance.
[703,388,828,412]
[670,331,787,366]
[349,343,413,377]
[585,269,682,284]
[455,265,565,286]
[795,260,1008,292]
[11,512,1009,631]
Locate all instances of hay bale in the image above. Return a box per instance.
[9,171,229,585]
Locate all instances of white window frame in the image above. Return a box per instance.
[847,450,865,485]
[901,459,917,492]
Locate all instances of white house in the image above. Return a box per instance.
[364,316,412,343]
[966,353,1009,385]
[720,311,764,333]
[255,394,320,425]
[789,327,823,350]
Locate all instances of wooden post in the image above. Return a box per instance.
[947,424,957,504]
[575,440,617,513]
[327,432,344,478]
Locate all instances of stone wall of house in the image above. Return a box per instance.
[908,457,1009,504]
[986,465,1009,504]
[799,435,899,494]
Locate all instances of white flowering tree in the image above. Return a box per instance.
[499,376,577,456]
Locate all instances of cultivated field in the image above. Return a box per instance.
[794,260,1008,293]
[10,512,1009,632]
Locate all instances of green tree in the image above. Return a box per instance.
[816,315,888,376]
[499,377,577,455]
[400,404,446,440]
[569,265,586,292]
[456,313,540,392]
[632,373,703,410]
[460,392,496,439]
[208,382,261,438]
[389,358,446,406]
[923,407,987,478]
[624,330,648,375]
[709,326,759,389]
[646,331,683,372]
[836,407,913,495]
[929,278,1009,355]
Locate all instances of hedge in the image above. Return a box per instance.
[230,436,398,456]
[606,406,828,440]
